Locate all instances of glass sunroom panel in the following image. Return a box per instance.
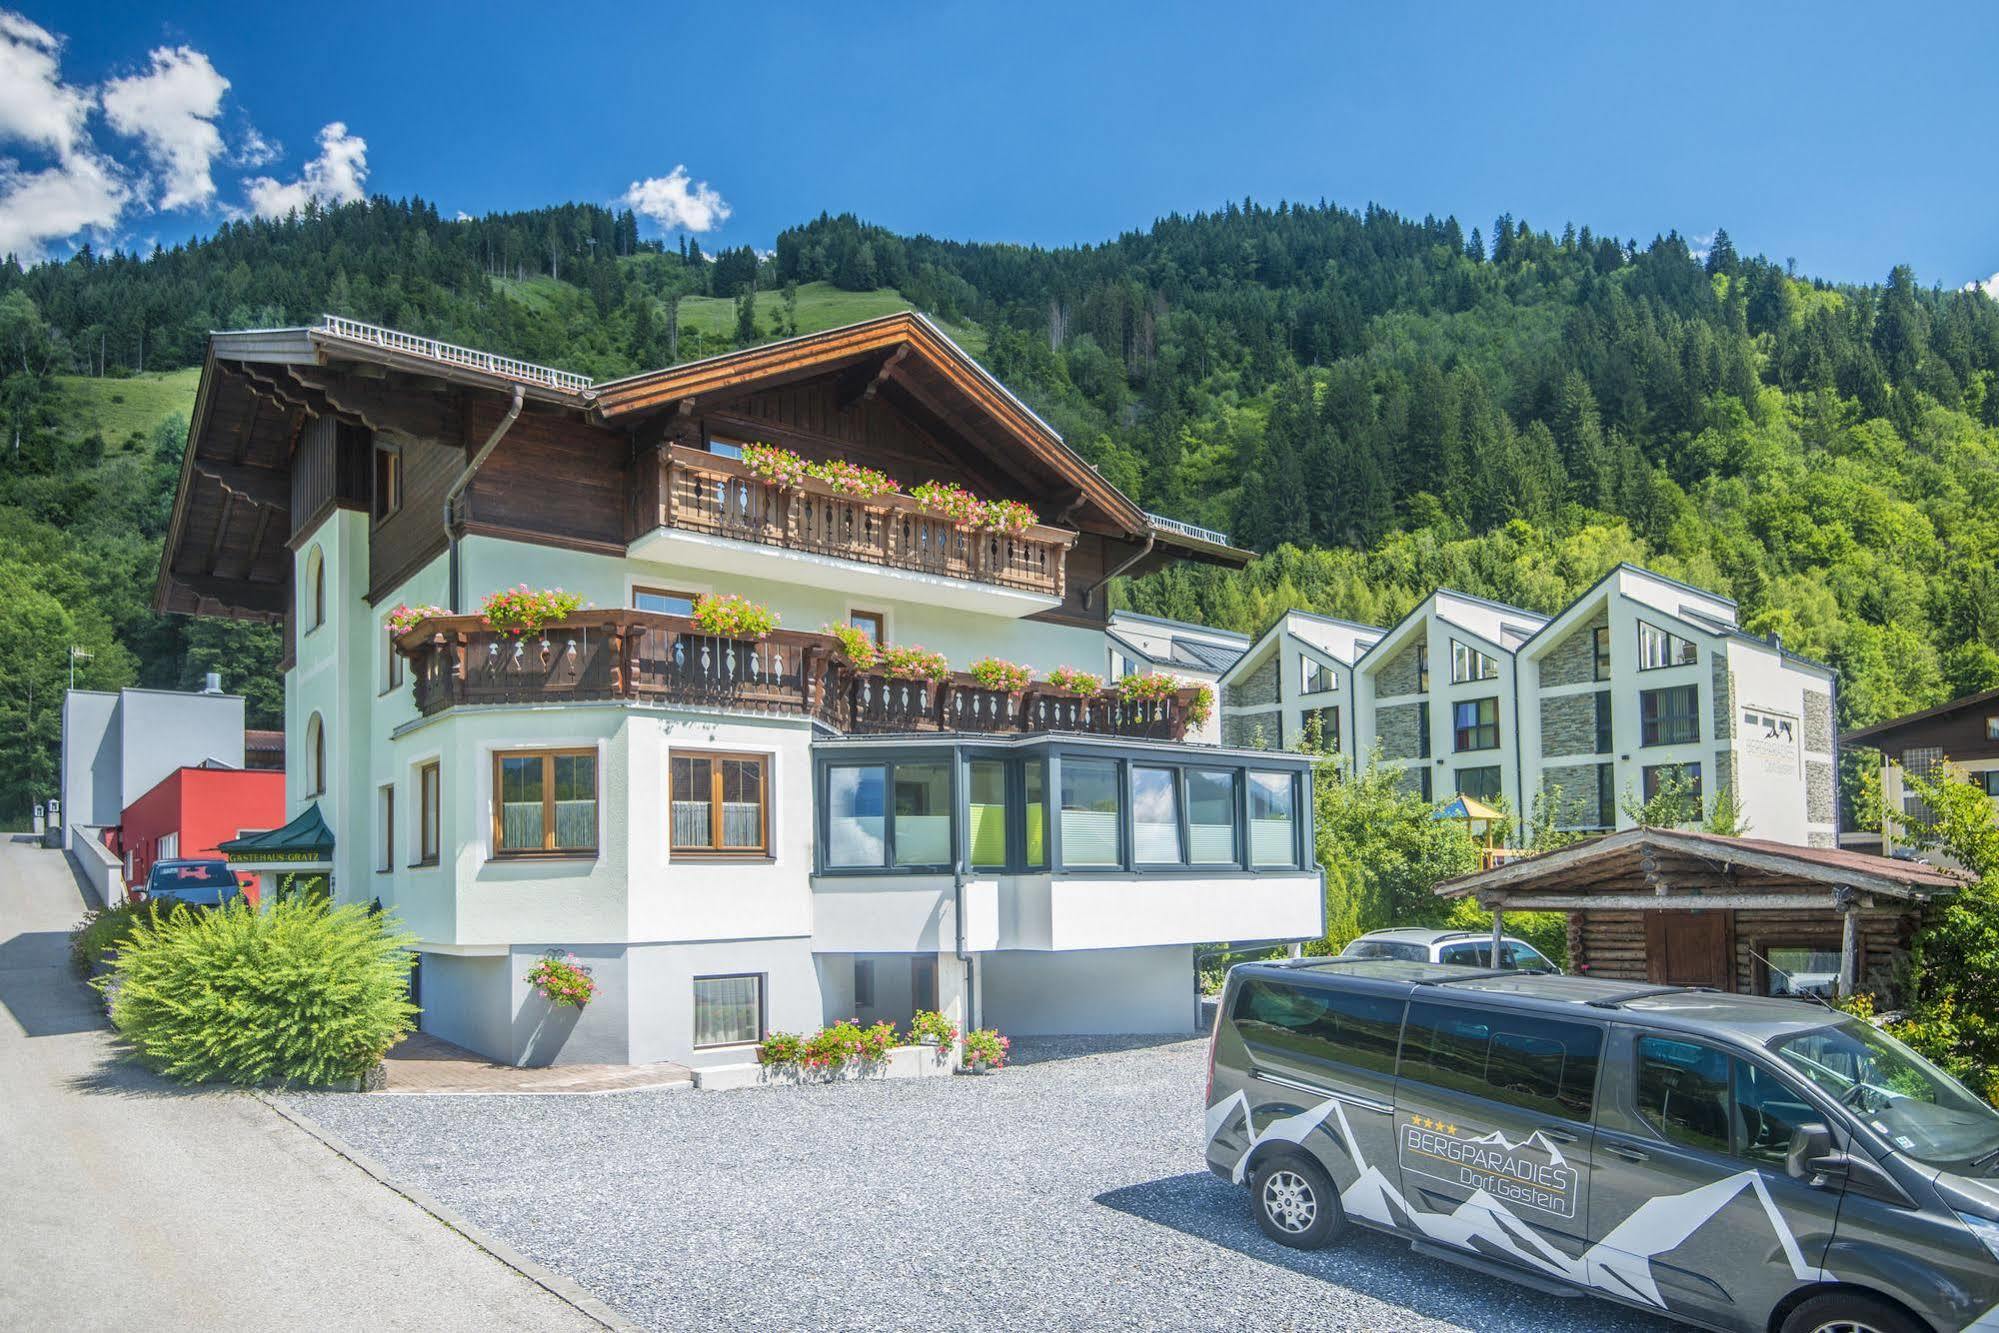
[968,760,1008,868]
[893,763,951,867]
[1132,766,1183,864]
[827,765,886,867]
[1023,760,1048,869]
[1248,771,1297,867]
[1187,769,1237,863]
[1060,759,1121,867]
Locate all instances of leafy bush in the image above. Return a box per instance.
[69,900,164,977]
[1186,684,1214,727]
[105,898,417,1087]
[524,952,597,1007]
[691,593,780,639]
[967,657,1032,692]
[1042,666,1102,695]
[756,1031,805,1066]
[480,585,586,637]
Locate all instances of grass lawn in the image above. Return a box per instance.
[54,368,201,452]
[672,282,987,357]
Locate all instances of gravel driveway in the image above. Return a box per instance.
[287,1037,1679,1332]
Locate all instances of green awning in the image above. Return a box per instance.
[219,803,335,863]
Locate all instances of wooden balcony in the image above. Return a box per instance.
[396,611,1202,742]
[637,446,1075,600]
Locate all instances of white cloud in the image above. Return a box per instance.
[0,151,128,258]
[233,124,278,168]
[0,11,129,259]
[101,45,229,210]
[620,165,729,233]
[241,121,367,218]
[0,10,90,159]
[1966,271,1999,301]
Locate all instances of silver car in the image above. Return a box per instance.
[1338,926,1559,973]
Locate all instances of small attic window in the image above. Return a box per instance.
[705,438,745,460]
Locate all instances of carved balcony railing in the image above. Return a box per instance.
[649,446,1075,599]
[395,611,1201,743]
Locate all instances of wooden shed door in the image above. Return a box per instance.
[1645,911,1734,989]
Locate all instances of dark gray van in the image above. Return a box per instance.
[1205,959,1999,1333]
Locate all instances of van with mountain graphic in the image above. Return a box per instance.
[1205,959,1999,1332]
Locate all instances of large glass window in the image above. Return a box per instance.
[1594,691,1613,754]
[1451,639,1500,682]
[1641,684,1700,746]
[1638,620,1698,670]
[1416,643,1430,693]
[670,751,768,855]
[826,765,886,867]
[418,761,440,865]
[1592,625,1612,680]
[1132,766,1183,864]
[1400,1002,1602,1120]
[494,749,597,855]
[1643,761,1703,803]
[1301,657,1326,694]
[634,586,697,617]
[1308,706,1341,753]
[1023,760,1048,869]
[1060,759,1121,868]
[1248,772,1298,867]
[1453,697,1500,751]
[1772,1020,1999,1171]
[892,763,950,867]
[1187,769,1238,864]
[968,760,1009,869]
[1456,766,1502,803]
[692,974,763,1048]
[1231,980,1405,1074]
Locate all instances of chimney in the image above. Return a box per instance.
[203,671,223,694]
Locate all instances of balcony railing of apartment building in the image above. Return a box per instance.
[642,446,1077,599]
[398,611,1202,741]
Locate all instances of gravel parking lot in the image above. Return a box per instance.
[288,1037,1677,1332]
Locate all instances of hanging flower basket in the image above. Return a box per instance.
[524,952,597,1007]
[878,644,951,683]
[691,593,780,639]
[911,480,984,526]
[387,603,450,637]
[807,458,900,498]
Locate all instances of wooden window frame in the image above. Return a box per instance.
[416,761,441,866]
[634,585,701,617]
[848,610,886,646]
[372,441,403,524]
[669,749,771,858]
[378,784,395,873]
[491,747,598,858]
[384,625,404,692]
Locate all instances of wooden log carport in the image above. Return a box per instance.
[1433,827,1967,1000]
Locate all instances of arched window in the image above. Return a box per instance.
[307,546,326,630]
[306,713,326,796]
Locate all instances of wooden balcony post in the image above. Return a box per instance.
[657,445,674,530]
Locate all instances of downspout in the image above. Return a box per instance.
[953,856,976,1034]
[444,382,525,612]
[1082,531,1155,611]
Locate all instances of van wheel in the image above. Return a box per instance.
[1250,1154,1344,1249]
[1778,1291,1922,1333]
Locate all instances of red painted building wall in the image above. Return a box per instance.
[120,767,287,903]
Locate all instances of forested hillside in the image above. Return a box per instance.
[3,196,1996,822]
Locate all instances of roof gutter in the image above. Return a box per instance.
[445,382,524,612]
[1083,531,1155,611]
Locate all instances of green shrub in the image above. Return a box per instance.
[1441,897,1570,970]
[69,900,165,977]
[105,898,417,1087]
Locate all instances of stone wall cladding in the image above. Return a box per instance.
[1393,766,1428,798]
[1234,656,1280,708]
[1806,759,1835,824]
[1378,702,1423,761]
[1221,711,1278,751]
[1540,611,1608,688]
[1377,640,1422,697]
[1540,763,1603,826]
[1803,690,1833,752]
[1808,831,1837,848]
[1713,748,1737,796]
[1541,691,1602,758]
[1711,657,1735,740]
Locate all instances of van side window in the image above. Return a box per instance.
[1635,1037,1731,1153]
[1400,1002,1602,1120]
[1232,980,1405,1074]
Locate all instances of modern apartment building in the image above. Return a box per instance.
[153,313,1322,1069]
[1218,610,1383,763]
[1226,565,1838,846]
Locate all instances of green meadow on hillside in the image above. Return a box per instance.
[55,369,201,451]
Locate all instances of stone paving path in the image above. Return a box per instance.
[380,1030,694,1095]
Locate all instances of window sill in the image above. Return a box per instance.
[490,851,599,862]
[671,852,774,864]
[408,858,439,869]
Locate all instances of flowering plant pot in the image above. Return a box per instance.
[961,1027,1010,1071]
[740,442,810,487]
[824,622,879,669]
[910,480,983,525]
[967,657,1033,693]
[878,644,951,683]
[978,499,1039,533]
[1042,666,1104,696]
[807,458,900,498]
[908,1009,957,1049]
[523,951,597,1007]
[691,593,780,639]
[481,586,586,638]
[387,603,451,637]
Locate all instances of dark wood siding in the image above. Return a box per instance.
[1569,905,1916,1002]
[1877,710,1999,765]
[288,416,370,546]
[462,401,629,552]
[368,430,465,603]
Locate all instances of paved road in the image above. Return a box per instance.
[0,836,600,1332]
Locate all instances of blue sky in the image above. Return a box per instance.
[9,1,1998,290]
